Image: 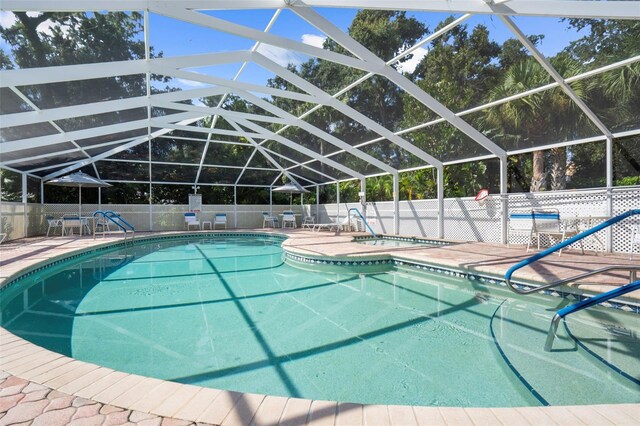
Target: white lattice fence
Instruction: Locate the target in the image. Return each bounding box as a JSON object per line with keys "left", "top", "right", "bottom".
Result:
{"left": 6, "top": 187, "right": 639, "bottom": 254}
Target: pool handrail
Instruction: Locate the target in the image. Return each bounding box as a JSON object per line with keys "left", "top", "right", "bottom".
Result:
{"left": 348, "top": 208, "right": 377, "bottom": 238}
{"left": 504, "top": 209, "right": 640, "bottom": 295}
{"left": 93, "top": 210, "right": 135, "bottom": 239}
{"left": 544, "top": 280, "right": 640, "bottom": 351}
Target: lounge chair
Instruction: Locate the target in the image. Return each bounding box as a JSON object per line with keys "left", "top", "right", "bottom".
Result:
{"left": 214, "top": 213, "right": 227, "bottom": 229}
{"left": 185, "top": 212, "right": 200, "bottom": 230}
{"left": 301, "top": 215, "right": 315, "bottom": 229}
{"left": 312, "top": 215, "right": 353, "bottom": 233}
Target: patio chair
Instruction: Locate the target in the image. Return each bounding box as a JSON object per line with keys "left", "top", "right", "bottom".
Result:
{"left": 301, "top": 215, "right": 315, "bottom": 229}
{"left": 631, "top": 226, "right": 640, "bottom": 260}
{"left": 531, "top": 208, "right": 583, "bottom": 256}
{"left": 62, "top": 216, "right": 83, "bottom": 236}
{"left": 46, "top": 216, "right": 64, "bottom": 237}
{"left": 184, "top": 212, "right": 200, "bottom": 230}
{"left": 214, "top": 213, "right": 227, "bottom": 229}
{"left": 282, "top": 211, "right": 296, "bottom": 229}
{"left": 262, "top": 212, "right": 278, "bottom": 228}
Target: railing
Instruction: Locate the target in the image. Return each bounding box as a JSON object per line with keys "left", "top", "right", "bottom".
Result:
{"left": 505, "top": 209, "right": 640, "bottom": 294}
{"left": 545, "top": 280, "right": 640, "bottom": 351}
{"left": 502, "top": 209, "right": 640, "bottom": 351}
{"left": 348, "top": 208, "right": 377, "bottom": 238}
{"left": 93, "top": 210, "right": 135, "bottom": 240}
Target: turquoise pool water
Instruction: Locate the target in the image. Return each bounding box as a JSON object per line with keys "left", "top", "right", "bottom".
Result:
{"left": 1, "top": 236, "right": 639, "bottom": 407}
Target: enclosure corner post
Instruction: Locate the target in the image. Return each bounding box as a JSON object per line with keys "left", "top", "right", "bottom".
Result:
{"left": 437, "top": 166, "right": 444, "bottom": 239}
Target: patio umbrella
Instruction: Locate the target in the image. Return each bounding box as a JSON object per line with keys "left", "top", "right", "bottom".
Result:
{"left": 46, "top": 172, "right": 111, "bottom": 217}
{"left": 272, "top": 182, "right": 310, "bottom": 209}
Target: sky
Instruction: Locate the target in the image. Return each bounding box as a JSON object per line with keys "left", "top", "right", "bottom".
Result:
{"left": 0, "top": 6, "right": 589, "bottom": 91}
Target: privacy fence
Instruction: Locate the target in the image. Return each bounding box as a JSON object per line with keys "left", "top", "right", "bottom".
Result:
{"left": 1, "top": 187, "right": 638, "bottom": 254}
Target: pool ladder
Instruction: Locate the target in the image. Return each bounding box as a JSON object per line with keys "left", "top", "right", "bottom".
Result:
{"left": 348, "top": 208, "right": 377, "bottom": 238}
{"left": 93, "top": 210, "right": 135, "bottom": 242}
{"left": 504, "top": 209, "right": 640, "bottom": 351}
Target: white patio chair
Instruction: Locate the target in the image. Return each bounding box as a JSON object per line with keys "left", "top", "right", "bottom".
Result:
{"left": 531, "top": 209, "right": 583, "bottom": 256}
{"left": 184, "top": 212, "right": 200, "bottom": 230}
{"left": 62, "top": 216, "right": 83, "bottom": 236}
{"left": 281, "top": 211, "right": 296, "bottom": 228}
{"left": 214, "top": 213, "right": 227, "bottom": 229}
{"left": 262, "top": 212, "right": 278, "bottom": 228}
{"left": 46, "top": 216, "right": 64, "bottom": 237}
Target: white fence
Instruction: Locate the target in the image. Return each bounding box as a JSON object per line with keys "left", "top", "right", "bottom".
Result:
{"left": 1, "top": 186, "right": 638, "bottom": 254}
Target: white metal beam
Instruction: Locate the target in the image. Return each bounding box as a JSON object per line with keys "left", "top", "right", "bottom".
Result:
{"left": 150, "top": 7, "right": 373, "bottom": 71}
{"left": 41, "top": 116, "right": 206, "bottom": 180}
{"left": 254, "top": 52, "right": 445, "bottom": 168}
{"left": 231, "top": 84, "right": 397, "bottom": 174}
{"left": 294, "top": 1, "right": 640, "bottom": 20}
{"left": 4, "top": 0, "right": 638, "bottom": 19}
{"left": 499, "top": 15, "right": 612, "bottom": 138}
{"left": 230, "top": 116, "right": 364, "bottom": 180}
{"left": 293, "top": 5, "right": 507, "bottom": 161}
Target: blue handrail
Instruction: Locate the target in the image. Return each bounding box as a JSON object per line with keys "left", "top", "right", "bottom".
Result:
{"left": 348, "top": 208, "right": 377, "bottom": 238}
{"left": 505, "top": 209, "right": 640, "bottom": 292}
{"left": 93, "top": 210, "right": 135, "bottom": 236}
{"left": 545, "top": 280, "right": 640, "bottom": 351}
{"left": 104, "top": 210, "right": 135, "bottom": 232}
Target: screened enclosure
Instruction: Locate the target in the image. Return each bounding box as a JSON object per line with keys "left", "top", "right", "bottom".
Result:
{"left": 1, "top": 1, "right": 639, "bottom": 244}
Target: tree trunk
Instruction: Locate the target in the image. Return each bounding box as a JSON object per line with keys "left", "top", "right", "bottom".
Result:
{"left": 530, "top": 150, "right": 546, "bottom": 192}
{"left": 549, "top": 147, "right": 567, "bottom": 190}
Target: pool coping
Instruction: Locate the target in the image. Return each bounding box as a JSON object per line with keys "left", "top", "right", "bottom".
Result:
{"left": 1, "top": 230, "right": 639, "bottom": 425}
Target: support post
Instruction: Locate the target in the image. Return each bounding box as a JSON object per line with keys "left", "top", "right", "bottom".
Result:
{"left": 437, "top": 166, "right": 444, "bottom": 239}
{"left": 234, "top": 186, "right": 238, "bottom": 228}
{"left": 269, "top": 187, "right": 273, "bottom": 215}
{"left": 605, "top": 136, "right": 613, "bottom": 253}
{"left": 500, "top": 155, "right": 509, "bottom": 245}
{"left": 40, "top": 180, "right": 44, "bottom": 204}
{"left": 22, "top": 173, "right": 27, "bottom": 238}
{"left": 393, "top": 173, "right": 400, "bottom": 235}
{"left": 360, "top": 178, "right": 367, "bottom": 218}
{"left": 316, "top": 185, "right": 320, "bottom": 222}
{"left": 336, "top": 181, "right": 340, "bottom": 223}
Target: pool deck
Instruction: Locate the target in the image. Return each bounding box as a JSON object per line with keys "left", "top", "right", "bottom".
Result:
{"left": 1, "top": 230, "right": 639, "bottom": 425}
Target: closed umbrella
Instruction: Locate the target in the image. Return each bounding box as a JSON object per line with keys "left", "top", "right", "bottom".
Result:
{"left": 46, "top": 172, "right": 111, "bottom": 217}
{"left": 272, "top": 182, "right": 310, "bottom": 209}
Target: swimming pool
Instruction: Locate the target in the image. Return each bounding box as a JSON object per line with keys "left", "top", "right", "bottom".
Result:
{"left": 1, "top": 235, "right": 638, "bottom": 407}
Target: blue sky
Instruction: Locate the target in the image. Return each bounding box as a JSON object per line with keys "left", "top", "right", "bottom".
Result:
{"left": 1, "top": 7, "right": 588, "bottom": 89}
{"left": 146, "top": 7, "right": 589, "bottom": 89}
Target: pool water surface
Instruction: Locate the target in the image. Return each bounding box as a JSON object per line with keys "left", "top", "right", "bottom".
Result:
{"left": 1, "top": 236, "right": 638, "bottom": 407}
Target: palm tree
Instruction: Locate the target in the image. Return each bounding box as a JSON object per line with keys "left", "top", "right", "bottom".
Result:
{"left": 483, "top": 56, "right": 587, "bottom": 191}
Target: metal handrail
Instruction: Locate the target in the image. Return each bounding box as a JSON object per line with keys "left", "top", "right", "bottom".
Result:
{"left": 505, "top": 209, "right": 640, "bottom": 294}
{"left": 93, "top": 210, "right": 135, "bottom": 239}
{"left": 348, "top": 208, "right": 377, "bottom": 238}
{"left": 545, "top": 280, "right": 640, "bottom": 351}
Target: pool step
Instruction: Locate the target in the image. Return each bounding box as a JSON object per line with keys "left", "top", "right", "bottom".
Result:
{"left": 490, "top": 299, "right": 640, "bottom": 406}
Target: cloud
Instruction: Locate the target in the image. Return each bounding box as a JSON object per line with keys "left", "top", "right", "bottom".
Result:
{"left": 36, "top": 19, "right": 56, "bottom": 36}
{"left": 395, "top": 47, "right": 428, "bottom": 74}
{"left": 301, "top": 34, "right": 326, "bottom": 49}
{"left": 0, "top": 11, "right": 17, "bottom": 28}
{"left": 256, "top": 43, "right": 306, "bottom": 67}
{"left": 177, "top": 78, "right": 209, "bottom": 88}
